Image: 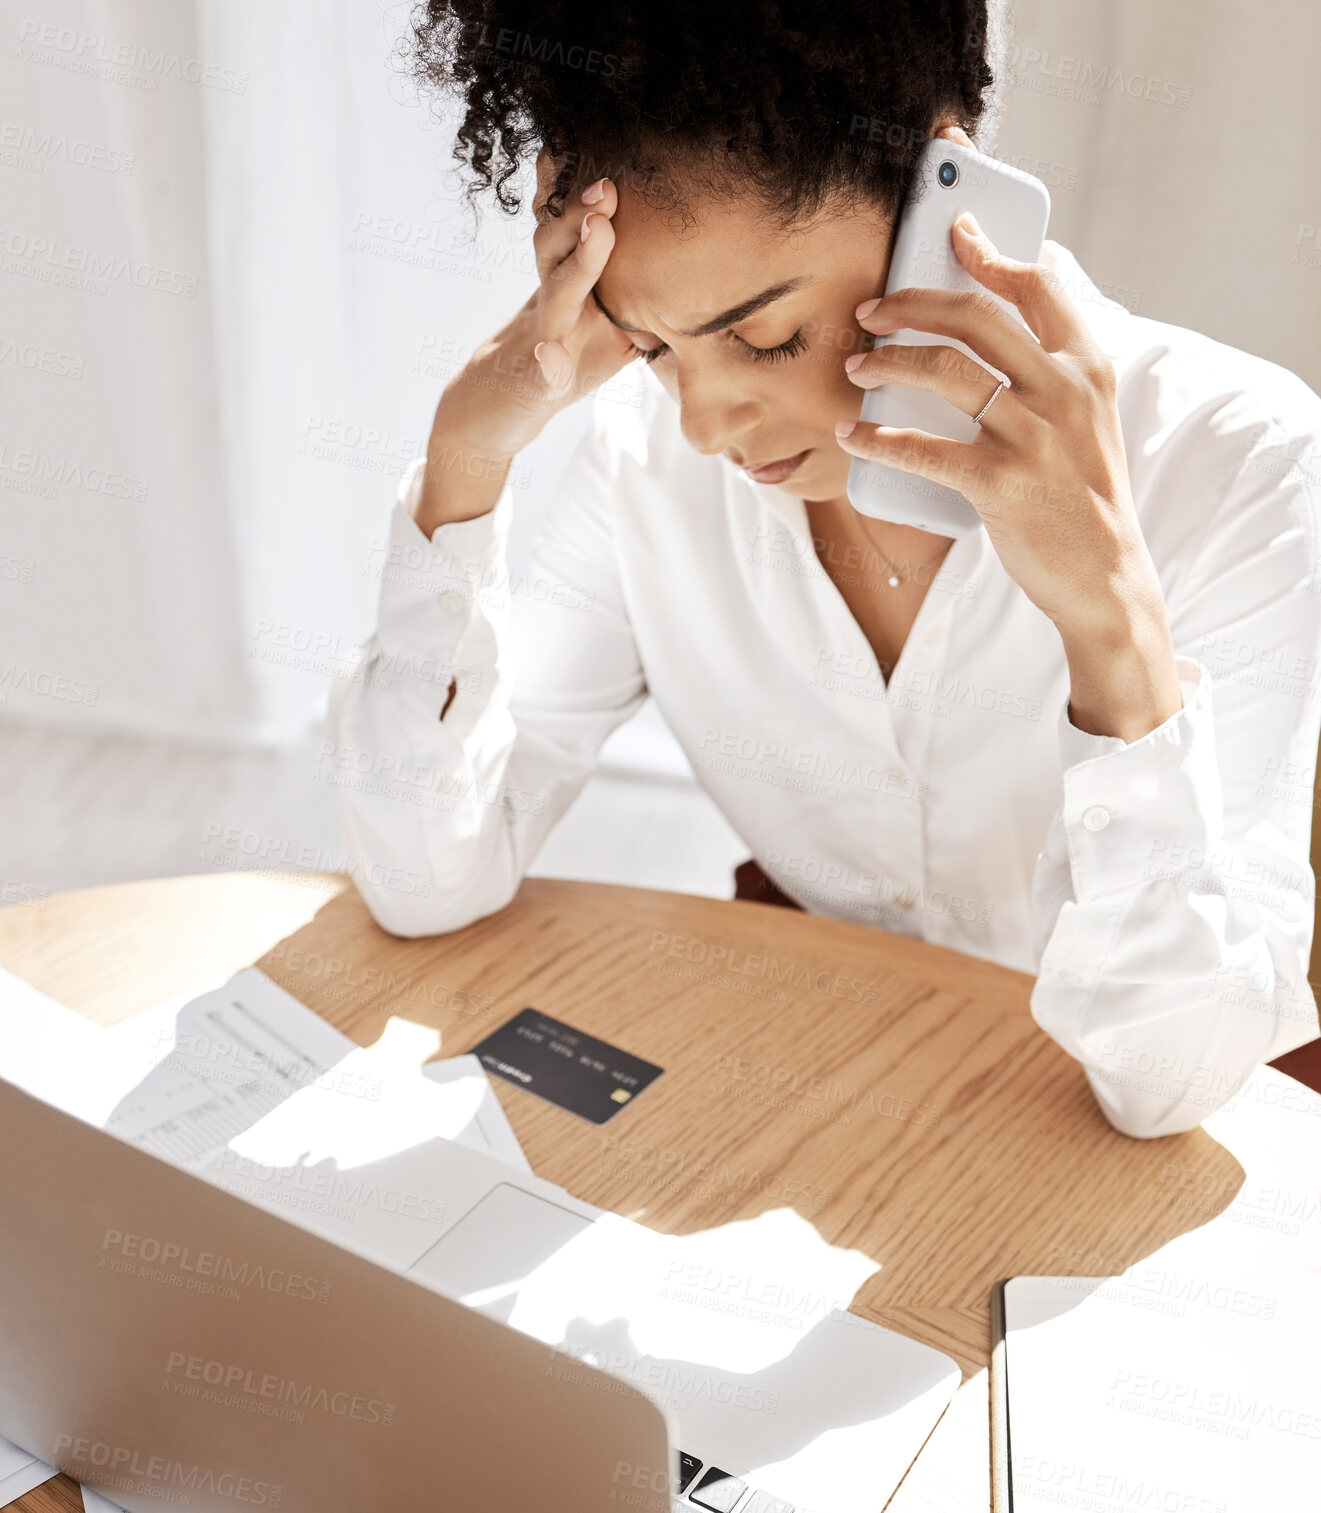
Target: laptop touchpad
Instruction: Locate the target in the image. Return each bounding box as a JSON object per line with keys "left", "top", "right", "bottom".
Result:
{"left": 409, "top": 1183, "right": 593, "bottom": 1321}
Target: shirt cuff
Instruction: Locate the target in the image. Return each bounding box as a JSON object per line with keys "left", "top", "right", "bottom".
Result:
{"left": 1056, "top": 656, "right": 1221, "bottom": 902}
{"left": 1058, "top": 701, "right": 1127, "bottom": 771}
{"left": 372, "top": 457, "right": 514, "bottom": 659}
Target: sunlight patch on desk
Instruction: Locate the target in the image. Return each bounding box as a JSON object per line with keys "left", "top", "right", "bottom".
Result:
{"left": 225, "top": 1017, "right": 488, "bottom": 1171}
{"left": 462, "top": 1205, "right": 880, "bottom": 1374}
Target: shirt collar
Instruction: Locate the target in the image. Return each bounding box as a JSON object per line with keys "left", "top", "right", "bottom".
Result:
{"left": 741, "top": 470, "right": 992, "bottom": 615}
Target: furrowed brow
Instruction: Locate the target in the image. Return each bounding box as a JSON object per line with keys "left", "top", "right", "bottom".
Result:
{"left": 591, "top": 287, "right": 643, "bottom": 332}
{"left": 592, "top": 276, "right": 813, "bottom": 338}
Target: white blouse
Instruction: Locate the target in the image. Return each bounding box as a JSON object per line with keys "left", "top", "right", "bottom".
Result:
{"left": 327, "top": 242, "right": 1321, "bottom": 1139}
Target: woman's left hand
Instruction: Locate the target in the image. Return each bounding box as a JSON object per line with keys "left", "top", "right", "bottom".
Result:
{"left": 835, "top": 215, "right": 1159, "bottom": 642}
{"left": 836, "top": 214, "right": 1186, "bottom": 741}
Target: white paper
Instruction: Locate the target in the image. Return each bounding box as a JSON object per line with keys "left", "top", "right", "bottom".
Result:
{"left": 1004, "top": 1066, "right": 1321, "bottom": 1512}
{"left": 422, "top": 1053, "right": 530, "bottom": 1172}
{"left": 0, "top": 967, "right": 114, "bottom": 1119}
{"left": 98, "top": 967, "right": 360, "bottom": 1168}
{"left": 0, "top": 1432, "right": 57, "bottom": 1505}
{"left": 80, "top": 1487, "right": 124, "bottom": 1513}
{"left": 0, "top": 966, "right": 528, "bottom": 1174}
{"left": 220, "top": 1020, "right": 529, "bottom": 1175}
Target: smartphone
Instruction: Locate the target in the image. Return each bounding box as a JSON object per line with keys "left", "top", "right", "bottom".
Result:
{"left": 846, "top": 138, "right": 1051, "bottom": 536}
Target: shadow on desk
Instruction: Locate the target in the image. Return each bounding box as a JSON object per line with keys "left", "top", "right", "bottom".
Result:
{"left": 250, "top": 879, "right": 1262, "bottom": 1378}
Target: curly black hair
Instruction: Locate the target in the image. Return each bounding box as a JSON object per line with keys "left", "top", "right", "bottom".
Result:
{"left": 404, "top": 1, "right": 1002, "bottom": 228}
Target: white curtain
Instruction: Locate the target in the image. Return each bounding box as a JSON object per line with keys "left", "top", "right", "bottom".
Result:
{"left": 3, "top": 0, "right": 1317, "bottom": 750}
{"left": 1, "top": 0, "right": 571, "bottom": 745}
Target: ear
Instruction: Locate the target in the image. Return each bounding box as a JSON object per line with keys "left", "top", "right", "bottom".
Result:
{"left": 533, "top": 148, "right": 566, "bottom": 222}
{"left": 934, "top": 122, "right": 975, "bottom": 150}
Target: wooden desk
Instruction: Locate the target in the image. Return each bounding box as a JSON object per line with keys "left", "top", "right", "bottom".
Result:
{"left": 0, "top": 872, "right": 1291, "bottom": 1513}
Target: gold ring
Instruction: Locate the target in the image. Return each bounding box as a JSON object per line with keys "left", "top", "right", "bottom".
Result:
{"left": 972, "top": 379, "right": 1005, "bottom": 426}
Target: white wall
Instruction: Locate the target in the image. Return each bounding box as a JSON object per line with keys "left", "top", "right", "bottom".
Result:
{"left": 990, "top": 0, "right": 1321, "bottom": 392}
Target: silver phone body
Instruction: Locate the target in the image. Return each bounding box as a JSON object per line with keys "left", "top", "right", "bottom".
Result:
{"left": 846, "top": 138, "right": 1051, "bottom": 536}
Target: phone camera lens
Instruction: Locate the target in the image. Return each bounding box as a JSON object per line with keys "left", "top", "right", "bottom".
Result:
{"left": 937, "top": 160, "right": 959, "bottom": 188}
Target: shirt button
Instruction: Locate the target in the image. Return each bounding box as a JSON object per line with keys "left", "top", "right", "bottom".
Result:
{"left": 441, "top": 592, "right": 466, "bottom": 616}
{"left": 1082, "top": 805, "right": 1110, "bottom": 832}
{"left": 1055, "top": 968, "right": 1082, "bottom": 986}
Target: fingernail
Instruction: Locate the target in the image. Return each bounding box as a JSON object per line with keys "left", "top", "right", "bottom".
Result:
{"left": 835, "top": 421, "right": 857, "bottom": 438}
{"left": 855, "top": 297, "right": 880, "bottom": 319}
{"left": 580, "top": 214, "right": 594, "bottom": 242}
{"left": 534, "top": 342, "right": 546, "bottom": 363}
{"left": 955, "top": 212, "right": 983, "bottom": 238}
{"left": 844, "top": 352, "right": 865, "bottom": 372}
{"left": 581, "top": 178, "right": 606, "bottom": 204}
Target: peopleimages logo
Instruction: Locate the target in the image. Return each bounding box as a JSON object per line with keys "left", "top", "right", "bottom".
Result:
{"left": 657, "top": 1259, "right": 873, "bottom": 1334}
{"left": 599, "top": 1131, "right": 831, "bottom": 1210}
{"left": 0, "top": 121, "right": 135, "bottom": 173}
{"left": 99, "top": 1227, "right": 332, "bottom": 1304}
{"left": 15, "top": 19, "right": 250, "bottom": 94}
{"left": 52, "top": 1435, "right": 279, "bottom": 1505}
{"left": 0, "top": 663, "right": 100, "bottom": 706}
{"left": 165, "top": 1352, "right": 395, "bottom": 1426}
{"left": 0, "top": 228, "right": 198, "bottom": 297}
{"left": 213, "top": 1151, "right": 448, "bottom": 1226}
{"left": 555, "top": 1340, "right": 780, "bottom": 1416}
{"left": 646, "top": 930, "right": 879, "bottom": 1004}
{"left": 712, "top": 1053, "right": 942, "bottom": 1128}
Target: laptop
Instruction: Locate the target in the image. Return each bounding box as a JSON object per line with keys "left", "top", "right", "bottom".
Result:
{"left": 0, "top": 1074, "right": 670, "bottom": 1513}
{"left": 0, "top": 1034, "right": 960, "bottom": 1512}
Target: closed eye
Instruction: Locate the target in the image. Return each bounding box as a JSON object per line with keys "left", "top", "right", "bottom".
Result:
{"left": 629, "top": 328, "right": 808, "bottom": 366}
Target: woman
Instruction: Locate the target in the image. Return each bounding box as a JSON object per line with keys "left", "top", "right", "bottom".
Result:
{"left": 329, "top": 0, "right": 1321, "bottom": 1138}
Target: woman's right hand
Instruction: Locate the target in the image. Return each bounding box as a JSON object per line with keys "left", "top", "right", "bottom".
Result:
{"left": 415, "top": 162, "right": 638, "bottom": 533}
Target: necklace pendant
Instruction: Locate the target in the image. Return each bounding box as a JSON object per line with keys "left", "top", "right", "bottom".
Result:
{"left": 888, "top": 574, "right": 900, "bottom": 588}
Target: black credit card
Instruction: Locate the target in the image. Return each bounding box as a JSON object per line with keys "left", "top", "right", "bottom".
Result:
{"left": 470, "top": 1008, "right": 663, "bottom": 1125}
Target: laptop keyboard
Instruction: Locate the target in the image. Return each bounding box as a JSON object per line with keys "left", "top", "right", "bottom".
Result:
{"left": 677, "top": 1454, "right": 703, "bottom": 1493}
{"left": 676, "top": 1453, "right": 794, "bottom": 1513}
{"left": 740, "top": 1493, "right": 795, "bottom": 1513}
{"left": 689, "top": 1467, "right": 746, "bottom": 1511}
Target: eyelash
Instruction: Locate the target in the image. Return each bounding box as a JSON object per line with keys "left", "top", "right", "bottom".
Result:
{"left": 628, "top": 328, "right": 808, "bottom": 366}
